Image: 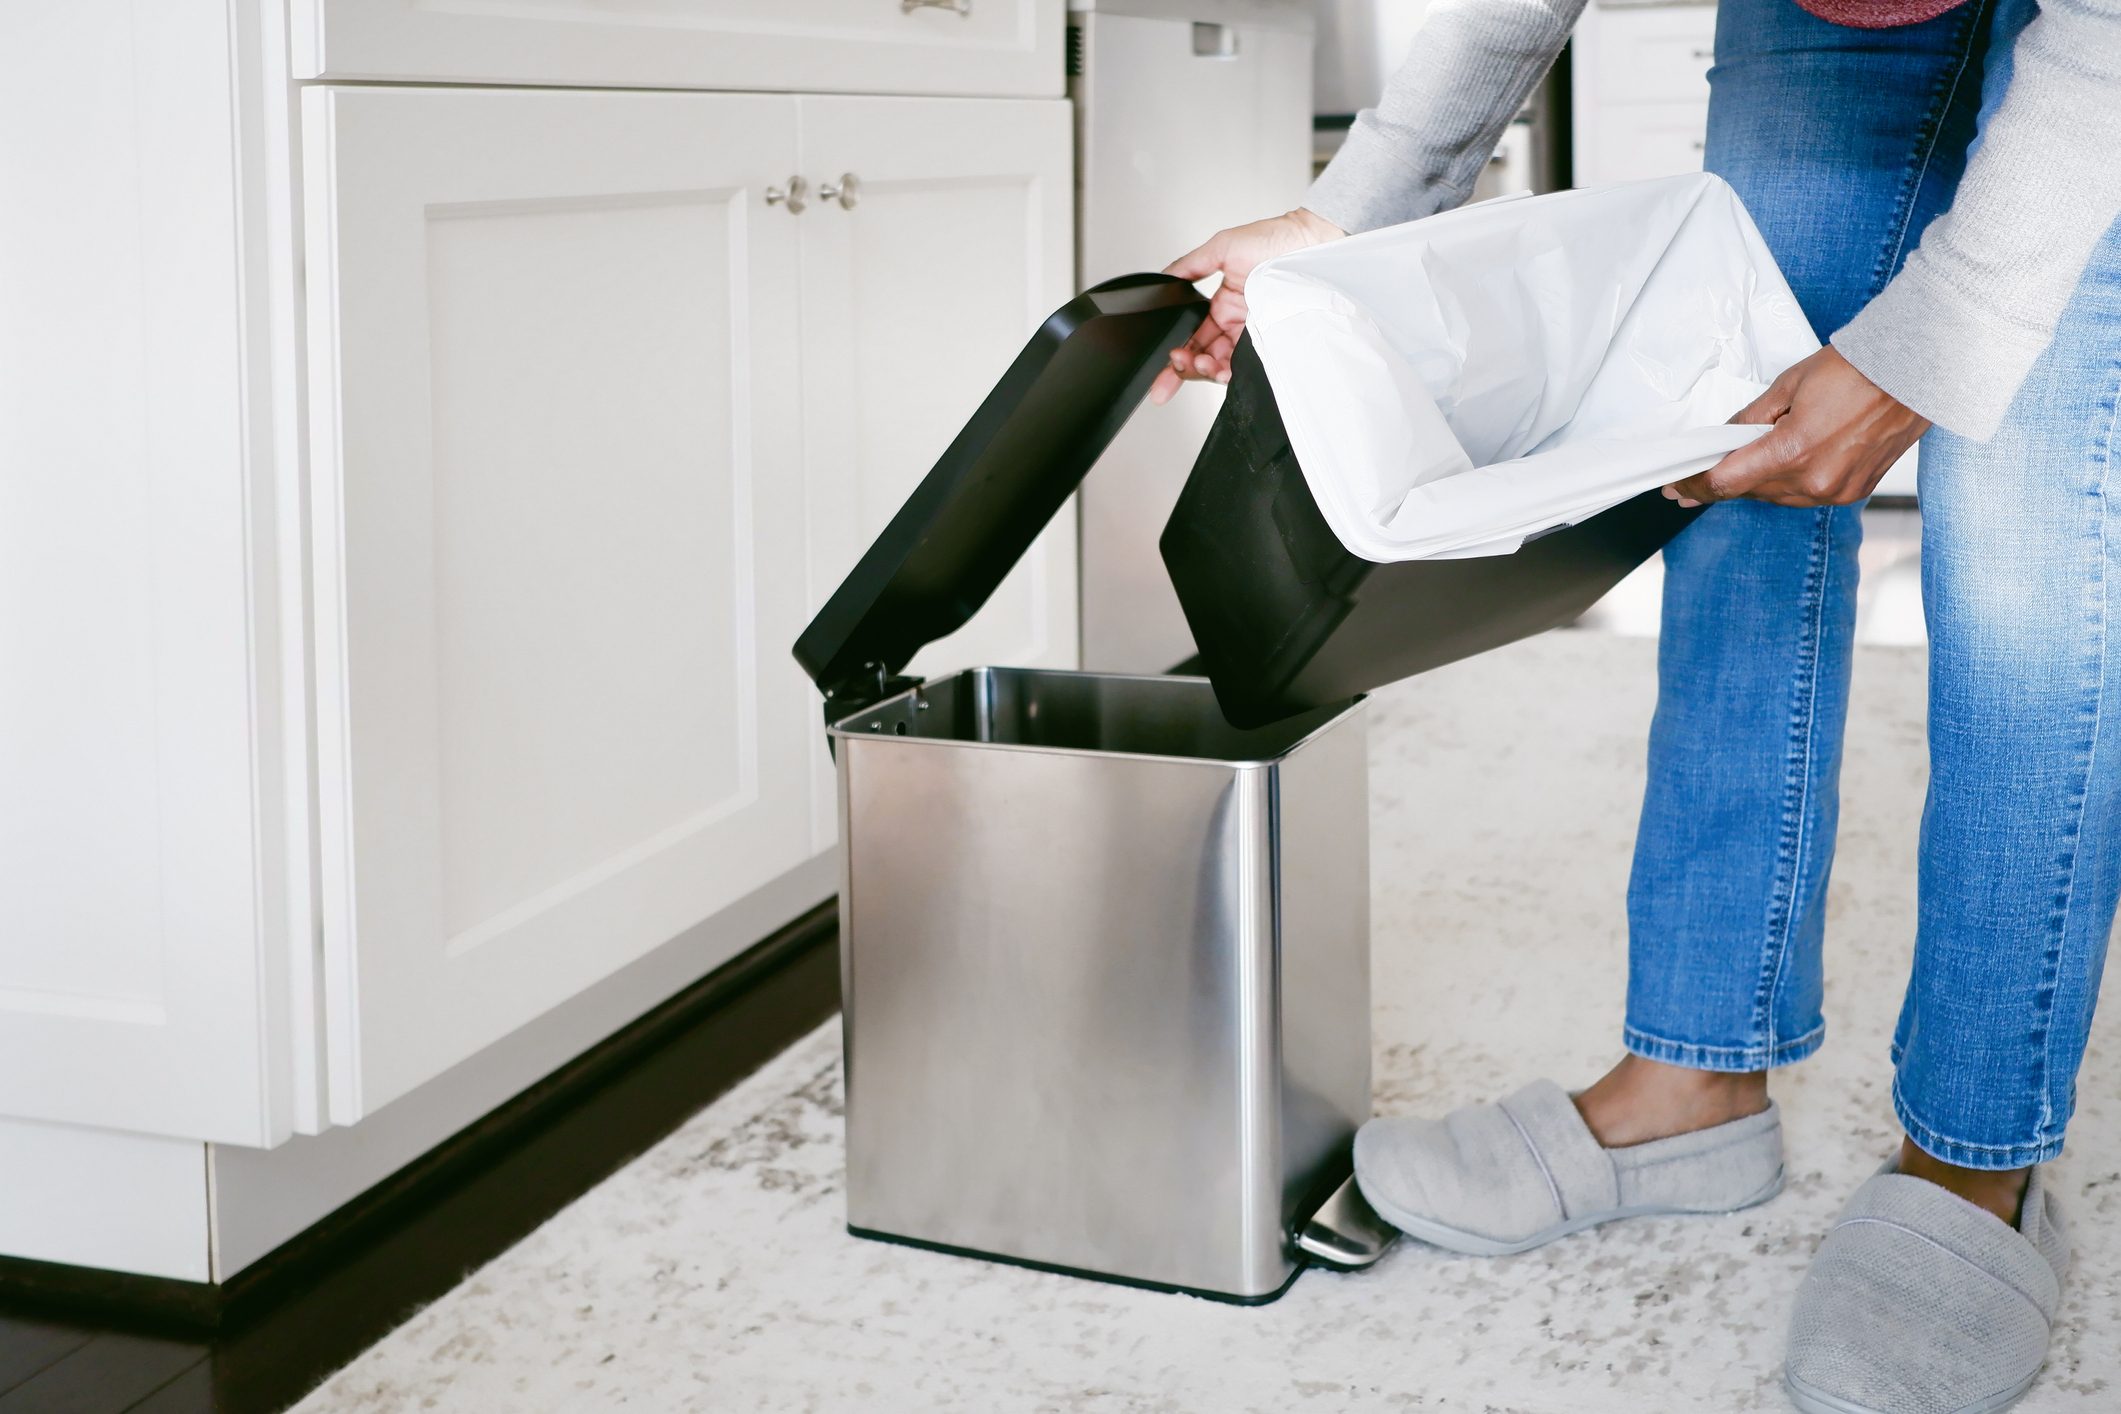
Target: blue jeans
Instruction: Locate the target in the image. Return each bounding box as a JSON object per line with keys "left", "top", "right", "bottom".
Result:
{"left": 1626, "top": 0, "right": 2121, "bottom": 1169}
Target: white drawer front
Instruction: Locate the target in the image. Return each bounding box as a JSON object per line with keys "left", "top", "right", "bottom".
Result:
{"left": 1589, "top": 5, "right": 1717, "bottom": 105}
{"left": 292, "top": 0, "right": 1063, "bottom": 98}
{"left": 1589, "top": 100, "right": 1708, "bottom": 184}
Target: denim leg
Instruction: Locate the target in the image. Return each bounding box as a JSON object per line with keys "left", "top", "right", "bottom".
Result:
{"left": 1624, "top": 0, "right": 1993, "bottom": 1071}
{"left": 1893, "top": 205, "right": 2121, "bottom": 1163}
{"left": 1627, "top": 502, "right": 1860, "bottom": 1070}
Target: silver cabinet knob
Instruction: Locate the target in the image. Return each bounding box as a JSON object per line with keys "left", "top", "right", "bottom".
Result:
{"left": 764, "top": 176, "right": 808, "bottom": 213}
{"left": 902, "top": 0, "right": 971, "bottom": 14}
{"left": 818, "top": 173, "right": 861, "bottom": 210}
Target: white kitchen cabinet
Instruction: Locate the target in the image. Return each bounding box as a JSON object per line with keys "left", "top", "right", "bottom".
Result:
{"left": 798, "top": 95, "right": 1078, "bottom": 684}
{"left": 304, "top": 85, "right": 1074, "bottom": 1120}
{"left": 303, "top": 87, "right": 820, "bottom": 1119}
{"left": 292, "top": 0, "right": 1064, "bottom": 100}
{"left": 1588, "top": 101, "right": 1709, "bottom": 184}
{"left": 1571, "top": 2, "right": 1716, "bottom": 187}
{"left": 5, "top": 0, "right": 1075, "bottom": 1281}
{"left": 1583, "top": 4, "right": 1715, "bottom": 105}
{"left": 0, "top": 0, "right": 304, "bottom": 1147}
{"left": 795, "top": 95, "right": 1077, "bottom": 850}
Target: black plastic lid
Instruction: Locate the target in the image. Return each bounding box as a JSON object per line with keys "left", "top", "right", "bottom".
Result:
{"left": 793, "top": 273, "right": 1208, "bottom": 701}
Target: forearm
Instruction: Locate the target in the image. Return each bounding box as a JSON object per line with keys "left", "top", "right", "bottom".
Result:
{"left": 1832, "top": 0, "right": 2121, "bottom": 441}
{"left": 1304, "top": 0, "right": 1587, "bottom": 234}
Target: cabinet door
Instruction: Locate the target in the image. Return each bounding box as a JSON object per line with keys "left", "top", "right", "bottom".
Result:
{"left": 303, "top": 87, "right": 818, "bottom": 1118}
{"left": 1571, "top": 3, "right": 1714, "bottom": 187}
{"left": 1586, "top": 6, "right": 1715, "bottom": 106}
{"left": 1589, "top": 102, "right": 1709, "bottom": 185}
{"left": 292, "top": 0, "right": 1063, "bottom": 100}
{"left": 0, "top": 0, "right": 289, "bottom": 1145}
{"left": 798, "top": 96, "right": 1076, "bottom": 687}
{"left": 796, "top": 96, "right": 1073, "bottom": 852}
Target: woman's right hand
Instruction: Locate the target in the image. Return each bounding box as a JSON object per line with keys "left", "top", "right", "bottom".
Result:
{"left": 1148, "top": 207, "right": 1346, "bottom": 405}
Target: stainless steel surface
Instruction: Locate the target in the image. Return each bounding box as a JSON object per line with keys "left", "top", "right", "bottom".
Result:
{"left": 818, "top": 173, "right": 861, "bottom": 209}
{"left": 836, "top": 667, "right": 1352, "bottom": 760}
{"left": 1314, "top": 0, "right": 1428, "bottom": 117}
{"left": 764, "top": 176, "right": 807, "bottom": 213}
{"left": 1293, "top": 1173, "right": 1399, "bottom": 1270}
{"left": 1070, "top": 2, "right": 1315, "bottom": 673}
{"left": 1313, "top": 0, "right": 1565, "bottom": 190}
{"left": 836, "top": 668, "right": 1368, "bottom": 1299}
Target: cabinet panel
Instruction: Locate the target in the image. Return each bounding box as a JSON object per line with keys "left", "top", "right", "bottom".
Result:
{"left": 1587, "top": 6, "right": 1716, "bottom": 106}
{"left": 799, "top": 96, "right": 1076, "bottom": 681}
{"left": 293, "top": 0, "right": 1063, "bottom": 99}
{"left": 796, "top": 95, "right": 1075, "bottom": 849}
{"left": 1590, "top": 101, "right": 1709, "bottom": 184}
{"left": 0, "top": 0, "right": 285, "bottom": 1143}
{"left": 1571, "top": 2, "right": 1716, "bottom": 188}
{"left": 304, "top": 87, "right": 817, "bottom": 1117}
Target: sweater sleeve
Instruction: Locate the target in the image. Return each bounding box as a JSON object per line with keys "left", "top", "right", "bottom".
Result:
{"left": 1303, "top": 0, "right": 1588, "bottom": 235}
{"left": 1831, "top": 0, "right": 2121, "bottom": 442}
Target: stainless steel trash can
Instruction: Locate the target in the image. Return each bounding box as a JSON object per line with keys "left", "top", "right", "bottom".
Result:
{"left": 831, "top": 668, "right": 1369, "bottom": 1302}
{"left": 794, "top": 269, "right": 1681, "bottom": 1301}
{"left": 794, "top": 275, "right": 1385, "bottom": 1302}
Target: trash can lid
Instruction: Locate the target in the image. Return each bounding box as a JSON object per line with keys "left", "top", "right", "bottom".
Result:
{"left": 793, "top": 273, "right": 1207, "bottom": 701}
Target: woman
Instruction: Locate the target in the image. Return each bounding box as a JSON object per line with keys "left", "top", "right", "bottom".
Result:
{"left": 1152, "top": 0, "right": 2121, "bottom": 1409}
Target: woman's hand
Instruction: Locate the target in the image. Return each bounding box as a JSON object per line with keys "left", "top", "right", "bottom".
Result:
{"left": 1148, "top": 208, "right": 1346, "bottom": 405}
{"left": 1664, "top": 346, "right": 1929, "bottom": 508}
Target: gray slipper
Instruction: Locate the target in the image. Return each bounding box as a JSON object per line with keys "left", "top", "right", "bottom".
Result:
{"left": 1352, "top": 1079, "right": 1785, "bottom": 1256}
{"left": 1784, "top": 1162, "right": 2071, "bottom": 1414}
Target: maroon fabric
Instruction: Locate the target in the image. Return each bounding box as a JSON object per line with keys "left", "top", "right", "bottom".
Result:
{"left": 1790, "top": 0, "right": 1974, "bottom": 29}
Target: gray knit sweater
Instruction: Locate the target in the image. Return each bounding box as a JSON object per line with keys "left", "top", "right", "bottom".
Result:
{"left": 1303, "top": 0, "right": 2121, "bottom": 441}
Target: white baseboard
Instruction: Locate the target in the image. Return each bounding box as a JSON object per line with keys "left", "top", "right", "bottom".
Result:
{"left": 0, "top": 1115, "right": 210, "bottom": 1281}
{"left": 206, "top": 852, "right": 836, "bottom": 1280}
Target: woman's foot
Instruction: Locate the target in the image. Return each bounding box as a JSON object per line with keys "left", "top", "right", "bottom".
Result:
{"left": 1351, "top": 1073, "right": 1785, "bottom": 1256}
{"left": 1784, "top": 1159, "right": 2068, "bottom": 1414}
{"left": 1572, "top": 1053, "right": 1772, "bottom": 1147}
{"left": 1895, "top": 1137, "right": 2031, "bottom": 1225}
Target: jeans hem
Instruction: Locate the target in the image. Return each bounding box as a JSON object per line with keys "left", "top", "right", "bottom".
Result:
{"left": 1893, "top": 1080, "right": 2065, "bottom": 1170}
{"left": 1623, "top": 1022, "right": 1824, "bottom": 1073}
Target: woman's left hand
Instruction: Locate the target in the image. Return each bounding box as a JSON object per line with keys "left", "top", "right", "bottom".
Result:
{"left": 1664, "top": 346, "right": 1931, "bottom": 508}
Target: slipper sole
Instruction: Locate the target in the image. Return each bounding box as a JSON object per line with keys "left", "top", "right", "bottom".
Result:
{"left": 1784, "top": 1366, "right": 2040, "bottom": 1414}
{"left": 1357, "top": 1166, "right": 1787, "bottom": 1258}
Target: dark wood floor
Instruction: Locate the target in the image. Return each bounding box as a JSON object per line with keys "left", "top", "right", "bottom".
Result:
{"left": 0, "top": 907, "right": 842, "bottom": 1414}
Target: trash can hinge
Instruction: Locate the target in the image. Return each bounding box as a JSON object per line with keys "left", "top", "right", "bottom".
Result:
{"left": 820, "top": 662, "right": 924, "bottom": 728}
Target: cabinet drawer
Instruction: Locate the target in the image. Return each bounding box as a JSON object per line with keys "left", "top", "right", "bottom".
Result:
{"left": 1588, "top": 5, "right": 1717, "bottom": 105}
{"left": 292, "top": 0, "right": 1063, "bottom": 98}
{"left": 1588, "top": 100, "right": 1708, "bottom": 184}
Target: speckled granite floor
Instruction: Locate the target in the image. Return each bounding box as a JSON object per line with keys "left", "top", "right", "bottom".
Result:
{"left": 293, "top": 632, "right": 2120, "bottom": 1413}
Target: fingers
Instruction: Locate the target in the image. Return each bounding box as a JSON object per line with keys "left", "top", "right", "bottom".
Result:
{"left": 1728, "top": 379, "right": 1794, "bottom": 427}
{"left": 1662, "top": 422, "right": 1804, "bottom": 505}
{"left": 1204, "top": 332, "right": 1234, "bottom": 380}
{"left": 1704, "top": 423, "right": 1809, "bottom": 501}
{"left": 1184, "top": 330, "right": 1236, "bottom": 380}
{"left": 1205, "top": 284, "right": 1248, "bottom": 339}
{"left": 1162, "top": 234, "right": 1226, "bottom": 283}
{"left": 1159, "top": 313, "right": 1242, "bottom": 388}
{"left": 1172, "top": 314, "right": 1225, "bottom": 369}
{"left": 1152, "top": 315, "right": 1236, "bottom": 403}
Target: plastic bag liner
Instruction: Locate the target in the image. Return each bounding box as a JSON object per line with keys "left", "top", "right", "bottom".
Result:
{"left": 1241, "top": 172, "right": 1819, "bottom": 561}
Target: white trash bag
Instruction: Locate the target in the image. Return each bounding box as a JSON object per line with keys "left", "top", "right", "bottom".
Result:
{"left": 1242, "top": 172, "right": 1820, "bottom": 561}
